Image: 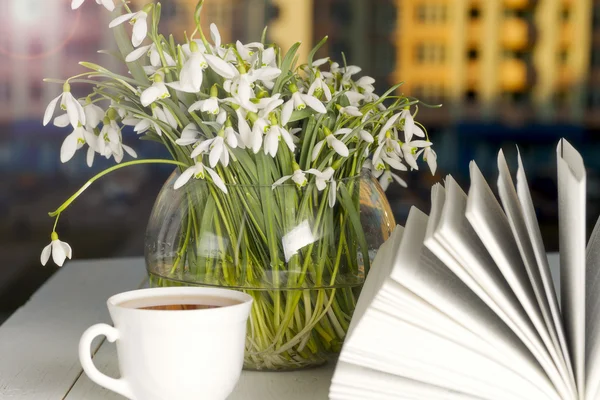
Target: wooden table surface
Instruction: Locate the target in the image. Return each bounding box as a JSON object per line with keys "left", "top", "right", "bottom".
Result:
{"left": 0, "top": 258, "right": 334, "bottom": 399}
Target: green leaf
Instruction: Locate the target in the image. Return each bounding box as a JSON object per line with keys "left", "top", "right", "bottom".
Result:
{"left": 272, "top": 42, "right": 302, "bottom": 94}
{"left": 289, "top": 108, "right": 314, "bottom": 124}
{"left": 308, "top": 36, "right": 328, "bottom": 68}
{"left": 338, "top": 183, "right": 370, "bottom": 274}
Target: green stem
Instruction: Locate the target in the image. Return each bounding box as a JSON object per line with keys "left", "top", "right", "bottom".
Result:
{"left": 48, "top": 159, "right": 189, "bottom": 217}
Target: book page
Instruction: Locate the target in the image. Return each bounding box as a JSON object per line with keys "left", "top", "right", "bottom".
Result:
{"left": 467, "top": 160, "right": 575, "bottom": 394}
{"left": 557, "top": 139, "right": 586, "bottom": 398}
{"left": 428, "top": 176, "right": 572, "bottom": 399}
{"left": 584, "top": 215, "right": 600, "bottom": 400}
{"left": 340, "top": 207, "right": 561, "bottom": 399}
{"left": 497, "top": 149, "right": 572, "bottom": 386}
{"left": 346, "top": 225, "right": 403, "bottom": 338}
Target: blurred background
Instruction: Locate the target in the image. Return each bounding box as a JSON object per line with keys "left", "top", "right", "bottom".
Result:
{"left": 1, "top": 0, "right": 599, "bottom": 322}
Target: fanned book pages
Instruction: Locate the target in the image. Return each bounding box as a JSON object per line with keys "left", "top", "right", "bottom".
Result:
{"left": 330, "top": 139, "right": 600, "bottom": 400}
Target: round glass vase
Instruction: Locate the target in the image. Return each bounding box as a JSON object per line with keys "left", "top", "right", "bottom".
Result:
{"left": 144, "top": 168, "right": 395, "bottom": 371}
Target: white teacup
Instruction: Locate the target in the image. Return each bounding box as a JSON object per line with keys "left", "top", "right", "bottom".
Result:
{"left": 79, "top": 287, "right": 253, "bottom": 400}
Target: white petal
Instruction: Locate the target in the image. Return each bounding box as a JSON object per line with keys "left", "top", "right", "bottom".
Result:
{"left": 408, "top": 140, "right": 432, "bottom": 148}
{"left": 84, "top": 104, "right": 104, "bottom": 129}
{"left": 134, "top": 119, "right": 151, "bottom": 133}
{"left": 61, "top": 241, "right": 73, "bottom": 259}
{"left": 379, "top": 113, "right": 401, "bottom": 140}
{"left": 174, "top": 166, "right": 196, "bottom": 190}
{"left": 51, "top": 240, "right": 67, "bottom": 266}
{"left": 334, "top": 128, "right": 353, "bottom": 137}
{"left": 403, "top": 149, "right": 419, "bottom": 170}
{"left": 391, "top": 172, "right": 408, "bottom": 188}
{"left": 413, "top": 124, "right": 426, "bottom": 138}
{"left": 323, "top": 83, "right": 332, "bottom": 101}
{"left": 190, "top": 140, "right": 211, "bottom": 158}
{"left": 53, "top": 113, "right": 70, "bottom": 128}
{"left": 251, "top": 130, "right": 262, "bottom": 154}
{"left": 40, "top": 243, "right": 52, "bottom": 266}
{"left": 86, "top": 147, "right": 95, "bottom": 167}
{"left": 307, "top": 80, "right": 319, "bottom": 97}
{"left": 100, "top": 0, "right": 115, "bottom": 11}
{"left": 209, "top": 138, "right": 223, "bottom": 167}
{"left": 312, "top": 57, "right": 329, "bottom": 67}
{"left": 379, "top": 171, "right": 391, "bottom": 191}
{"left": 140, "top": 86, "right": 161, "bottom": 107}
{"left": 237, "top": 76, "right": 252, "bottom": 104}
{"left": 330, "top": 137, "right": 349, "bottom": 157}
{"left": 109, "top": 13, "right": 134, "bottom": 28}
{"left": 281, "top": 99, "right": 294, "bottom": 126}
{"left": 426, "top": 149, "right": 437, "bottom": 175}
{"left": 263, "top": 131, "right": 278, "bottom": 157}
{"left": 280, "top": 128, "right": 295, "bottom": 152}
{"left": 328, "top": 181, "right": 337, "bottom": 207}
{"left": 71, "top": 0, "right": 85, "bottom": 9}
{"left": 210, "top": 23, "right": 221, "bottom": 47}
{"left": 225, "top": 130, "right": 238, "bottom": 148}
{"left": 252, "top": 67, "right": 281, "bottom": 81}
{"left": 125, "top": 44, "right": 151, "bottom": 62}
{"left": 220, "top": 145, "right": 230, "bottom": 167}
{"left": 163, "top": 107, "right": 178, "bottom": 128}
{"left": 205, "top": 166, "right": 228, "bottom": 194}
{"left": 64, "top": 95, "right": 81, "bottom": 128}
{"left": 132, "top": 16, "right": 148, "bottom": 47}
{"left": 205, "top": 54, "right": 236, "bottom": 79}
{"left": 383, "top": 155, "right": 407, "bottom": 171}
{"left": 188, "top": 100, "right": 205, "bottom": 112}
{"left": 360, "top": 130, "right": 374, "bottom": 143}
{"left": 43, "top": 94, "right": 61, "bottom": 126}
{"left": 122, "top": 144, "right": 137, "bottom": 158}
{"left": 311, "top": 139, "right": 325, "bottom": 162}
{"left": 272, "top": 175, "right": 291, "bottom": 189}
{"left": 60, "top": 133, "right": 79, "bottom": 163}
{"left": 301, "top": 94, "right": 327, "bottom": 114}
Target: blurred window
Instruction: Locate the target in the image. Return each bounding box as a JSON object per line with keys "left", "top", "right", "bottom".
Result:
{"left": 415, "top": 43, "right": 446, "bottom": 64}
{"left": 413, "top": 84, "right": 445, "bottom": 102}
{"left": 468, "top": 49, "right": 479, "bottom": 60}
{"left": 373, "top": 42, "right": 396, "bottom": 76}
{"left": 331, "top": 1, "right": 352, "bottom": 25}
{"left": 416, "top": 3, "right": 447, "bottom": 23}
{"left": 469, "top": 7, "right": 481, "bottom": 19}
{"left": 586, "top": 90, "right": 600, "bottom": 108}
{"left": 560, "top": 7, "right": 570, "bottom": 22}
{"left": 465, "top": 89, "right": 478, "bottom": 103}
{"left": 373, "top": 1, "right": 397, "bottom": 34}
{"left": 162, "top": 1, "right": 177, "bottom": 18}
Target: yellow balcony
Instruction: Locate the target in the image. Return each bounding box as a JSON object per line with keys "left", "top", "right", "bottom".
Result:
{"left": 466, "top": 61, "right": 480, "bottom": 89}
{"left": 503, "top": 0, "right": 532, "bottom": 8}
{"left": 500, "top": 59, "right": 528, "bottom": 91}
{"left": 501, "top": 19, "right": 531, "bottom": 51}
{"left": 559, "top": 23, "right": 573, "bottom": 48}
{"left": 467, "top": 21, "right": 482, "bottom": 47}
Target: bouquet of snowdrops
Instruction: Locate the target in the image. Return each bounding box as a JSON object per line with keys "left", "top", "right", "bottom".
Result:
{"left": 41, "top": 0, "right": 436, "bottom": 369}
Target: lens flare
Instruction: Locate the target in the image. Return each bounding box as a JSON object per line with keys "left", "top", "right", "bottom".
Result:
{"left": 0, "top": 0, "right": 82, "bottom": 60}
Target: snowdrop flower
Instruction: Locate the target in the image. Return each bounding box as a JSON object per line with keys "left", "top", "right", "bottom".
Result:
{"left": 236, "top": 40, "right": 264, "bottom": 63}
{"left": 356, "top": 76, "right": 375, "bottom": 93}
{"left": 189, "top": 86, "right": 221, "bottom": 115}
{"left": 176, "top": 123, "right": 202, "bottom": 146}
{"left": 60, "top": 124, "right": 97, "bottom": 164}
{"left": 41, "top": 232, "right": 72, "bottom": 267}
{"left": 126, "top": 43, "right": 176, "bottom": 68}
{"left": 82, "top": 101, "right": 105, "bottom": 130}
{"left": 43, "top": 83, "right": 86, "bottom": 128}
{"left": 109, "top": 9, "right": 149, "bottom": 47}
{"left": 71, "top": 0, "right": 114, "bottom": 11}
{"left": 166, "top": 43, "right": 207, "bottom": 93}
{"left": 272, "top": 164, "right": 308, "bottom": 188}
{"left": 338, "top": 105, "right": 362, "bottom": 117}
{"left": 312, "top": 127, "right": 350, "bottom": 161}
{"left": 379, "top": 170, "right": 407, "bottom": 190}
{"left": 307, "top": 71, "right": 332, "bottom": 101}
{"left": 281, "top": 83, "right": 327, "bottom": 126}
{"left": 264, "top": 124, "right": 295, "bottom": 157}
{"left": 306, "top": 167, "right": 337, "bottom": 207}
{"left": 416, "top": 146, "right": 437, "bottom": 175}
{"left": 399, "top": 108, "right": 425, "bottom": 142}
{"left": 344, "top": 91, "right": 365, "bottom": 107}
{"left": 140, "top": 75, "right": 170, "bottom": 107}
{"left": 97, "top": 119, "right": 137, "bottom": 163}
{"left": 190, "top": 113, "right": 237, "bottom": 167}
{"left": 401, "top": 139, "right": 431, "bottom": 170}
{"left": 174, "top": 161, "right": 227, "bottom": 194}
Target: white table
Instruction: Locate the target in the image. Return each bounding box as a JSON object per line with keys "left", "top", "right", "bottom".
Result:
{"left": 0, "top": 254, "right": 561, "bottom": 399}
{"left": 0, "top": 258, "right": 334, "bottom": 399}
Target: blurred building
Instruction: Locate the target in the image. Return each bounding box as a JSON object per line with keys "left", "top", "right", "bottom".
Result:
{"left": 393, "top": 0, "right": 593, "bottom": 125}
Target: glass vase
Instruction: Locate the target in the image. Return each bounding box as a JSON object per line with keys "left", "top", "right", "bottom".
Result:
{"left": 144, "top": 168, "right": 395, "bottom": 370}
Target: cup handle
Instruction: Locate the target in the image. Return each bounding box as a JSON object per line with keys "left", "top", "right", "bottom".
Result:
{"left": 79, "top": 323, "right": 134, "bottom": 399}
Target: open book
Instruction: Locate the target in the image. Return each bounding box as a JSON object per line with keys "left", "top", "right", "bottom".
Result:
{"left": 330, "top": 139, "right": 600, "bottom": 400}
